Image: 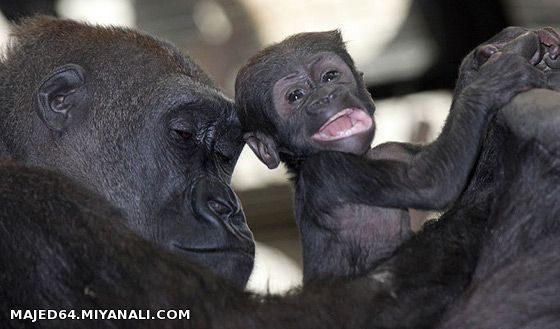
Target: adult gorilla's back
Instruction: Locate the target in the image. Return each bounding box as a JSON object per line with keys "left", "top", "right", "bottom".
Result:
{"left": 0, "top": 16, "right": 254, "bottom": 288}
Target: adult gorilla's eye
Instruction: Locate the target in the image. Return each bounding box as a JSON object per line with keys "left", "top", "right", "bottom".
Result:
{"left": 287, "top": 89, "right": 305, "bottom": 103}
{"left": 322, "top": 70, "right": 339, "bottom": 83}
{"left": 173, "top": 129, "right": 192, "bottom": 140}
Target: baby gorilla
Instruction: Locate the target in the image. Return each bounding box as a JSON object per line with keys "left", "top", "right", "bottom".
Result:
{"left": 235, "top": 29, "right": 545, "bottom": 281}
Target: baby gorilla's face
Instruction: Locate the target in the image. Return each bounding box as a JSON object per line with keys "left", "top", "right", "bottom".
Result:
{"left": 272, "top": 52, "right": 376, "bottom": 155}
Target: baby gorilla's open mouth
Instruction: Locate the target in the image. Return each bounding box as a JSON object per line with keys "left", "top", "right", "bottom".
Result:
{"left": 312, "top": 108, "right": 373, "bottom": 142}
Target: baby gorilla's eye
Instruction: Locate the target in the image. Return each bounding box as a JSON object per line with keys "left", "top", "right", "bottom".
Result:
{"left": 287, "top": 89, "right": 305, "bottom": 103}
{"left": 322, "top": 70, "right": 340, "bottom": 83}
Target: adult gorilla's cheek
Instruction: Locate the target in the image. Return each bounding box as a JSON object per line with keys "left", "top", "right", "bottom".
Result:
{"left": 171, "top": 177, "right": 255, "bottom": 288}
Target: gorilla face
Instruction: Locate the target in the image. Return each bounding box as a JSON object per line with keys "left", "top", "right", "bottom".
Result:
{"left": 235, "top": 31, "right": 376, "bottom": 171}
{"left": 271, "top": 51, "right": 376, "bottom": 157}
{"left": 0, "top": 17, "right": 254, "bottom": 288}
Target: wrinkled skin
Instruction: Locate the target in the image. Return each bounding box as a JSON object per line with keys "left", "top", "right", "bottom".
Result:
{"left": 0, "top": 16, "right": 254, "bottom": 288}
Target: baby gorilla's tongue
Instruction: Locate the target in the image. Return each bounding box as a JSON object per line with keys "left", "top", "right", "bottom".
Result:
{"left": 322, "top": 115, "right": 352, "bottom": 137}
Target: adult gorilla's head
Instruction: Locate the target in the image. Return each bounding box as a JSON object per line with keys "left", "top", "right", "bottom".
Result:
{"left": 0, "top": 16, "right": 254, "bottom": 288}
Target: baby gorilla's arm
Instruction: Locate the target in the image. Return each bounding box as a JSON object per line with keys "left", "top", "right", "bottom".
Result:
{"left": 300, "top": 29, "right": 547, "bottom": 211}
{"left": 366, "top": 142, "right": 422, "bottom": 163}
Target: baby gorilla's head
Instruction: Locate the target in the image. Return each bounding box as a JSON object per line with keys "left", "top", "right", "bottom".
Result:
{"left": 235, "top": 31, "right": 376, "bottom": 172}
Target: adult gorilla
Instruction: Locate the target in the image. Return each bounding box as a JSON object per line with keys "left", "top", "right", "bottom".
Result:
{"left": 0, "top": 16, "right": 254, "bottom": 288}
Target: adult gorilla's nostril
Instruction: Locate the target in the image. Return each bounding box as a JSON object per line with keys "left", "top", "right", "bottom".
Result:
{"left": 191, "top": 177, "right": 241, "bottom": 225}
{"left": 191, "top": 177, "right": 251, "bottom": 242}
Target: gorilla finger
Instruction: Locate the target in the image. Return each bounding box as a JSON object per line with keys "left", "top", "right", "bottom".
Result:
{"left": 514, "top": 65, "right": 547, "bottom": 92}
{"left": 482, "top": 51, "right": 535, "bottom": 72}
{"left": 500, "top": 32, "right": 540, "bottom": 60}
{"left": 542, "top": 47, "right": 560, "bottom": 71}
{"left": 535, "top": 27, "right": 560, "bottom": 66}
{"left": 537, "top": 27, "right": 560, "bottom": 47}
{"left": 485, "top": 26, "right": 529, "bottom": 44}
{"left": 474, "top": 44, "right": 499, "bottom": 68}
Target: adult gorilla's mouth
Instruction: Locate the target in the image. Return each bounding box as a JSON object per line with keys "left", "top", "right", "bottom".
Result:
{"left": 172, "top": 243, "right": 255, "bottom": 288}
{"left": 172, "top": 243, "right": 254, "bottom": 259}
{"left": 312, "top": 108, "right": 373, "bottom": 142}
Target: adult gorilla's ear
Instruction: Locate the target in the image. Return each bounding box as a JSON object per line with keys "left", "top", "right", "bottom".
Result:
{"left": 244, "top": 131, "right": 280, "bottom": 169}
{"left": 36, "top": 64, "right": 89, "bottom": 132}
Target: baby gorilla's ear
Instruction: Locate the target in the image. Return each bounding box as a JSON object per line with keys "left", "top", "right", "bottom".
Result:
{"left": 244, "top": 132, "right": 280, "bottom": 169}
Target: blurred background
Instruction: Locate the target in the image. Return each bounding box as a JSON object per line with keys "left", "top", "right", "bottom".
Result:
{"left": 1, "top": 0, "right": 558, "bottom": 293}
